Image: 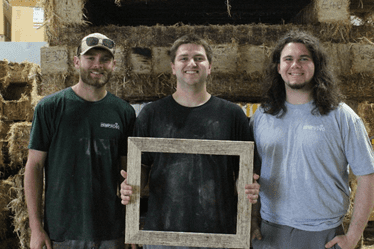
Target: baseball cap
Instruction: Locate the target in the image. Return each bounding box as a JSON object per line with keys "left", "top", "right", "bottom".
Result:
{"left": 80, "top": 33, "right": 115, "bottom": 57}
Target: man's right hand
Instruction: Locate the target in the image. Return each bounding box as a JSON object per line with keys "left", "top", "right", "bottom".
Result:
{"left": 30, "top": 227, "right": 52, "bottom": 249}
{"left": 120, "top": 170, "right": 133, "bottom": 205}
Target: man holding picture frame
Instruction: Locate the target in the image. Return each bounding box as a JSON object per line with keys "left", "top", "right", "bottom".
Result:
{"left": 120, "top": 34, "right": 260, "bottom": 249}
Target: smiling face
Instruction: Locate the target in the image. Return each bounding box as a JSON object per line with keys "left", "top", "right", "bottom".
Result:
{"left": 278, "top": 42, "right": 315, "bottom": 91}
{"left": 74, "top": 48, "right": 116, "bottom": 88}
{"left": 171, "top": 43, "right": 212, "bottom": 89}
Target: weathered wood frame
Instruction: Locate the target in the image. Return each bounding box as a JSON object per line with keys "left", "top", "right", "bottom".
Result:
{"left": 125, "top": 137, "right": 254, "bottom": 249}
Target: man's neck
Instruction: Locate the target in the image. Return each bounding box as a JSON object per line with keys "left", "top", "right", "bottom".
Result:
{"left": 286, "top": 88, "right": 313, "bottom": 105}
{"left": 72, "top": 81, "right": 107, "bottom": 102}
{"left": 172, "top": 87, "right": 211, "bottom": 107}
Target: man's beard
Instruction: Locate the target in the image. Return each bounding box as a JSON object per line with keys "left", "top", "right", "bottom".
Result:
{"left": 286, "top": 80, "right": 312, "bottom": 90}
{"left": 80, "top": 68, "right": 112, "bottom": 88}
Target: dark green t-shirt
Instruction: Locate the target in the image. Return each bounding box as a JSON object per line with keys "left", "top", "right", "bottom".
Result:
{"left": 29, "top": 87, "right": 136, "bottom": 241}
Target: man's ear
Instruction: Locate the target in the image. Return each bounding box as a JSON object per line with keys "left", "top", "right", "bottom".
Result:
{"left": 74, "top": 56, "right": 80, "bottom": 69}
{"left": 171, "top": 62, "right": 176, "bottom": 75}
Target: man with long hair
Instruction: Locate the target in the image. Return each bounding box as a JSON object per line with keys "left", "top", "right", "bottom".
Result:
{"left": 250, "top": 30, "right": 374, "bottom": 249}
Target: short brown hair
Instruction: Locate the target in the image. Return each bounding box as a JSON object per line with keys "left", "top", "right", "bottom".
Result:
{"left": 169, "top": 34, "right": 213, "bottom": 64}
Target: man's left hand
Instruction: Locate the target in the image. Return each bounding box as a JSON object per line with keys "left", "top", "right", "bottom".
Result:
{"left": 325, "top": 234, "right": 360, "bottom": 249}
{"left": 245, "top": 174, "right": 260, "bottom": 204}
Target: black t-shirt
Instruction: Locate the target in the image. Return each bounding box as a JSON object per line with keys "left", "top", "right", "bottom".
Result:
{"left": 29, "top": 87, "right": 136, "bottom": 241}
{"left": 135, "top": 95, "right": 251, "bottom": 234}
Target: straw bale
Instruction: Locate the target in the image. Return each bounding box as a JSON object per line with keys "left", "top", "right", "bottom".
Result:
{"left": 8, "top": 62, "right": 36, "bottom": 84}
{"left": 7, "top": 167, "right": 31, "bottom": 249}
{"left": 0, "top": 61, "right": 41, "bottom": 120}
{"left": 113, "top": 45, "right": 127, "bottom": 74}
{"left": 323, "top": 42, "right": 351, "bottom": 76}
{"left": 293, "top": 0, "right": 350, "bottom": 24}
{"left": 123, "top": 73, "right": 175, "bottom": 103}
{"left": 30, "top": 70, "right": 43, "bottom": 109}
{"left": 207, "top": 73, "right": 262, "bottom": 103}
{"left": 351, "top": 43, "right": 374, "bottom": 74}
{"left": 0, "top": 61, "right": 37, "bottom": 92}
{"left": 0, "top": 60, "right": 10, "bottom": 90}
{"left": 0, "top": 178, "right": 13, "bottom": 240}
{"left": 211, "top": 44, "right": 238, "bottom": 73}
{"left": 0, "top": 119, "right": 7, "bottom": 139}
{"left": 105, "top": 73, "right": 126, "bottom": 100}
{"left": 0, "top": 140, "right": 3, "bottom": 169}
{"left": 38, "top": 24, "right": 374, "bottom": 102}
{"left": 339, "top": 74, "right": 374, "bottom": 101}
{"left": 7, "top": 122, "right": 32, "bottom": 169}
{"left": 0, "top": 97, "right": 3, "bottom": 120}
{"left": 358, "top": 102, "right": 374, "bottom": 138}
{"left": 49, "top": 24, "right": 353, "bottom": 48}
{"left": 37, "top": 73, "right": 68, "bottom": 96}
{"left": 1, "top": 94, "right": 33, "bottom": 122}
{"left": 316, "top": 0, "right": 350, "bottom": 23}
{"left": 41, "top": 46, "right": 69, "bottom": 75}
{"left": 38, "top": 0, "right": 88, "bottom": 43}
{"left": 54, "top": 0, "right": 85, "bottom": 25}
{"left": 130, "top": 48, "right": 152, "bottom": 74}
{"left": 152, "top": 47, "right": 172, "bottom": 74}
{"left": 238, "top": 44, "right": 271, "bottom": 75}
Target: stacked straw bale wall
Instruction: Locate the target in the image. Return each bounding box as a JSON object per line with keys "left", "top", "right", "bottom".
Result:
{"left": 36, "top": 0, "right": 374, "bottom": 103}
{"left": 0, "top": 60, "right": 41, "bottom": 248}
{"left": 39, "top": 24, "right": 374, "bottom": 103}
{"left": 0, "top": 0, "right": 372, "bottom": 248}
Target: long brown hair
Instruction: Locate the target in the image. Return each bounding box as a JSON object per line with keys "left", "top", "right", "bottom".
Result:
{"left": 261, "top": 30, "right": 343, "bottom": 117}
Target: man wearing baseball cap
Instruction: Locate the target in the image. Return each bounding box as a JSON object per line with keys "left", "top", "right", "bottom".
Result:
{"left": 25, "top": 33, "right": 136, "bottom": 249}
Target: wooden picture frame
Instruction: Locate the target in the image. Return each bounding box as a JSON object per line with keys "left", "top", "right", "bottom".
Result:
{"left": 125, "top": 137, "right": 254, "bottom": 249}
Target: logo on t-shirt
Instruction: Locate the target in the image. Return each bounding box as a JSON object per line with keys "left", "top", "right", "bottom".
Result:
{"left": 100, "top": 122, "right": 120, "bottom": 130}
{"left": 303, "top": 125, "right": 325, "bottom": 132}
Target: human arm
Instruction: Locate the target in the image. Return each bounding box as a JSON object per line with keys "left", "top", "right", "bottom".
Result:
{"left": 325, "top": 173, "right": 374, "bottom": 249}
{"left": 24, "top": 149, "right": 52, "bottom": 249}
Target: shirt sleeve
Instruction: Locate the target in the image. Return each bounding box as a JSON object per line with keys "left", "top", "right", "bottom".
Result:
{"left": 344, "top": 116, "right": 374, "bottom": 176}
{"left": 28, "top": 100, "right": 53, "bottom": 152}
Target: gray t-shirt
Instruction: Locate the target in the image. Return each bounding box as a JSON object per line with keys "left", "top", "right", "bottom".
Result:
{"left": 250, "top": 101, "right": 374, "bottom": 231}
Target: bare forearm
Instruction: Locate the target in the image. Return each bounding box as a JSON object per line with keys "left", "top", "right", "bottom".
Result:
{"left": 347, "top": 174, "right": 374, "bottom": 240}
{"left": 24, "top": 154, "right": 45, "bottom": 231}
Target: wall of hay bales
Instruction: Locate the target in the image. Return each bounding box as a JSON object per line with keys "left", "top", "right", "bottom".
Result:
{"left": 0, "top": 0, "right": 373, "bottom": 248}
{"left": 0, "top": 60, "right": 40, "bottom": 248}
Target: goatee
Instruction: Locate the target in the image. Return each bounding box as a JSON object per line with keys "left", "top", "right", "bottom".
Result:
{"left": 286, "top": 80, "right": 312, "bottom": 90}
